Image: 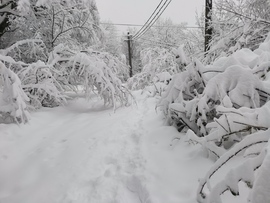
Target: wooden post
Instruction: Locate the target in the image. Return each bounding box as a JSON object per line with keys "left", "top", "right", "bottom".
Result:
{"left": 205, "top": 0, "right": 213, "bottom": 52}
{"left": 127, "top": 32, "right": 133, "bottom": 77}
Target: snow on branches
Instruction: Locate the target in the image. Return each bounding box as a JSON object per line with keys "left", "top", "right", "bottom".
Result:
{"left": 127, "top": 46, "right": 186, "bottom": 97}
{"left": 49, "top": 44, "right": 131, "bottom": 109}
{"left": 196, "top": 129, "right": 270, "bottom": 203}
{"left": 0, "top": 37, "right": 131, "bottom": 124}
{"left": 159, "top": 32, "right": 270, "bottom": 202}
{"left": 0, "top": 61, "right": 30, "bottom": 124}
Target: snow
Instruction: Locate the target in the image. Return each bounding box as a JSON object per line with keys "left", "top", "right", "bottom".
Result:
{"left": 0, "top": 91, "right": 215, "bottom": 203}
{"left": 251, "top": 143, "right": 270, "bottom": 203}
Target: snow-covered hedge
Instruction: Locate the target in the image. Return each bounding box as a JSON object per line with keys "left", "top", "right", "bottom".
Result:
{"left": 159, "top": 33, "right": 270, "bottom": 202}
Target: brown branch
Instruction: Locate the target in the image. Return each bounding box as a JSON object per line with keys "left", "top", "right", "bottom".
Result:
{"left": 233, "top": 121, "right": 268, "bottom": 130}
{"left": 215, "top": 118, "right": 229, "bottom": 133}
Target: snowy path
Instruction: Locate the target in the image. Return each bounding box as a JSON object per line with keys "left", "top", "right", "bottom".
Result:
{"left": 0, "top": 92, "right": 212, "bottom": 203}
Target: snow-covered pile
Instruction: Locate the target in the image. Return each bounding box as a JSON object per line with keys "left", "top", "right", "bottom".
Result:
{"left": 159, "top": 33, "right": 270, "bottom": 202}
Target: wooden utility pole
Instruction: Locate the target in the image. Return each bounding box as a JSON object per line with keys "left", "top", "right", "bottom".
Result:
{"left": 127, "top": 32, "right": 133, "bottom": 77}
{"left": 205, "top": 0, "right": 213, "bottom": 52}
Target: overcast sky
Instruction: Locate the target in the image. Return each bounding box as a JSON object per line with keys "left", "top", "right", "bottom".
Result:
{"left": 96, "top": 0, "right": 205, "bottom": 34}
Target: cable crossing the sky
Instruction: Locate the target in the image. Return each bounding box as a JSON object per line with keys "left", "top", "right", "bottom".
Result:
{"left": 131, "top": 0, "right": 164, "bottom": 39}
{"left": 132, "top": 0, "right": 172, "bottom": 41}
{"left": 99, "top": 22, "right": 202, "bottom": 29}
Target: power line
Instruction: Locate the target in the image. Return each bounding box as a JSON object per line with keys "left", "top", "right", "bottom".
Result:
{"left": 133, "top": 0, "right": 172, "bottom": 40}
{"left": 132, "top": 0, "right": 166, "bottom": 39}
{"left": 139, "top": 37, "right": 178, "bottom": 47}
{"left": 133, "top": 0, "right": 170, "bottom": 40}
{"left": 100, "top": 22, "right": 202, "bottom": 29}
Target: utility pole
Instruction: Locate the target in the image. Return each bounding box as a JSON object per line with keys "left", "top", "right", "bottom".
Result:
{"left": 127, "top": 32, "right": 133, "bottom": 77}
{"left": 205, "top": 0, "right": 213, "bottom": 52}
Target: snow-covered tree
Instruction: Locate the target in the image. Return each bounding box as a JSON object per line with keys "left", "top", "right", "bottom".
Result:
{"left": 99, "top": 21, "right": 121, "bottom": 56}
{"left": 136, "top": 18, "right": 188, "bottom": 50}
{"left": 1, "top": 0, "right": 102, "bottom": 50}
{"left": 204, "top": 0, "right": 270, "bottom": 63}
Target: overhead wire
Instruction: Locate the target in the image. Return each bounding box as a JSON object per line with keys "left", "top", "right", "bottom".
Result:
{"left": 133, "top": 0, "right": 170, "bottom": 40}
{"left": 99, "top": 22, "right": 202, "bottom": 29}
{"left": 133, "top": 0, "right": 172, "bottom": 40}
{"left": 132, "top": 0, "right": 166, "bottom": 39}
{"left": 139, "top": 37, "right": 178, "bottom": 47}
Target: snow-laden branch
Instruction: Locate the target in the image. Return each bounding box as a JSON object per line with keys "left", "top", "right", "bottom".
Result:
{"left": 0, "top": 61, "right": 30, "bottom": 123}
{"left": 197, "top": 129, "right": 270, "bottom": 202}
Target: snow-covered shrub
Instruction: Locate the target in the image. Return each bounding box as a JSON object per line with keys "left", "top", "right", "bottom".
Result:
{"left": 172, "top": 45, "right": 189, "bottom": 71}
{"left": 160, "top": 34, "right": 270, "bottom": 137}
{"left": 0, "top": 38, "right": 130, "bottom": 116}
{"left": 0, "top": 36, "right": 48, "bottom": 63}
{"left": 0, "top": 39, "right": 66, "bottom": 110}
{"left": 127, "top": 72, "right": 151, "bottom": 90}
{"left": 140, "top": 47, "right": 179, "bottom": 76}
{"left": 159, "top": 33, "right": 270, "bottom": 202}
{"left": 90, "top": 51, "right": 129, "bottom": 82}
{"left": 0, "top": 61, "right": 30, "bottom": 124}
{"left": 158, "top": 59, "right": 206, "bottom": 134}
{"left": 196, "top": 129, "right": 270, "bottom": 203}
{"left": 127, "top": 46, "right": 186, "bottom": 97}
{"left": 17, "top": 60, "right": 67, "bottom": 109}
{"left": 49, "top": 44, "right": 131, "bottom": 110}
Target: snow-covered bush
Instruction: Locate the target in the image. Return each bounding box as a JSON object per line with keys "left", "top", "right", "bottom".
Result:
{"left": 18, "top": 60, "right": 67, "bottom": 109}
{"left": 159, "top": 32, "right": 270, "bottom": 202}
{"left": 0, "top": 38, "right": 131, "bottom": 124}
{"left": 0, "top": 39, "right": 67, "bottom": 110}
{"left": 127, "top": 46, "right": 186, "bottom": 96}
{"left": 160, "top": 35, "right": 270, "bottom": 137}
{"left": 195, "top": 129, "right": 270, "bottom": 203}
{"left": 0, "top": 35, "right": 48, "bottom": 63}
{"left": 49, "top": 44, "right": 131, "bottom": 109}
{"left": 0, "top": 61, "right": 30, "bottom": 124}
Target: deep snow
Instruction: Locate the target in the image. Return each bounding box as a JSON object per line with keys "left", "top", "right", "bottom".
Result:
{"left": 0, "top": 91, "right": 243, "bottom": 203}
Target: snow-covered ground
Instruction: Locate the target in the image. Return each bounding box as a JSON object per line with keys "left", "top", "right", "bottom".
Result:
{"left": 0, "top": 91, "right": 243, "bottom": 203}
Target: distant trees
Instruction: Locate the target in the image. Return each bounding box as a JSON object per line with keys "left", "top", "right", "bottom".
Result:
{"left": 99, "top": 21, "right": 122, "bottom": 56}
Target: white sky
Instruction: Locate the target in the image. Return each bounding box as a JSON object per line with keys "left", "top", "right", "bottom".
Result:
{"left": 96, "top": 0, "right": 205, "bottom": 34}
